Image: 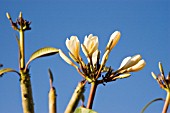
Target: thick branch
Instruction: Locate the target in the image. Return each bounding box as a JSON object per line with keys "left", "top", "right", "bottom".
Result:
{"left": 20, "top": 71, "right": 34, "bottom": 113}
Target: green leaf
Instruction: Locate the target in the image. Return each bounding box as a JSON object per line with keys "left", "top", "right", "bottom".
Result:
{"left": 74, "top": 107, "right": 98, "bottom": 113}
{"left": 26, "top": 47, "right": 59, "bottom": 69}
{"left": 0, "top": 68, "right": 19, "bottom": 77}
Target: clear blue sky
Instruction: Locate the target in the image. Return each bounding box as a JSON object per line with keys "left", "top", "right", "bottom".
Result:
{"left": 0, "top": 0, "right": 170, "bottom": 113}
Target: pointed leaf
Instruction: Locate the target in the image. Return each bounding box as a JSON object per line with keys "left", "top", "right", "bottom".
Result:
{"left": 0, "top": 68, "right": 19, "bottom": 77}
{"left": 26, "top": 47, "right": 59, "bottom": 68}
{"left": 74, "top": 107, "right": 97, "bottom": 113}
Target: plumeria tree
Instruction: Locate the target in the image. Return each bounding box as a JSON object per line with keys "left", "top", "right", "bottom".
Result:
{"left": 0, "top": 12, "right": 148, "bottom": 113}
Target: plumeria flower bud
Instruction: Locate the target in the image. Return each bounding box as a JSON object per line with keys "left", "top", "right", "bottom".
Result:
{"left": 59, "top": 49, "right": 78, "bottom": 69}
{"left": 116, "top": 73, "right": 131, "bottom": 79}
{"left": 81, "top": 34, "right": 98, "bottom": 59}
{"left": 126, "top": 59, "right": 146, "bottom": 72}
{"left": 66, "top": 36, "right": 80, "bottom": 62}
{"left": 106, "top": 31, "right": 121, "bottom": 51}
{"left": 119, "top": 54, "right": 142, "bottom": 71}
{"left": 100, "top": 50, "right": 110, "bottom": 67}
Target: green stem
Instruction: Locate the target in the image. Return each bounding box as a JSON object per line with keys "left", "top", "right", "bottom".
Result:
{"left": 86, "top": 82, "right": 98, "bottom": 109}
{"left": 20, "top": 30, "right": 25, "bottom": 69}
{"left": 162, "top": 91, "right": 170, "bottom": 113}
{"left": 20, "top": 70, "right": 34, "bottom": 113}
{"left": 19, "top": 17, "right": 34, "bottom": 112}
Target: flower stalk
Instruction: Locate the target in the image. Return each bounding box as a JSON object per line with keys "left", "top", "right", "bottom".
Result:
{"left": 86, "top": 81, "right": 98, "bottom": 109}
{"left": 6, "top": 12, "right": 34, "bottom": 113}
{"left": 162, "top": 91, "right": 170, "bottom": 113}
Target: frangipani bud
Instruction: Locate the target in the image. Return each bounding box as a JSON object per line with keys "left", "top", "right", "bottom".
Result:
{"left": 119, "top": 54, "right": 142, "bottom": 70}
{"left": 59, "top": 49, "right": 78, "bottom": 69}
{"left": 66, "top": 36, "right": 80, "bottom": 61}
{"left": 117, "top": 73, "right": 131, "bottom": 79}
{"left": 127, "top": 59, "right": 146, "bottom": 72}
{"left": 118, "top": 56, "right": 131, "bottom": 69}
{"left": 106, "top": 31, "right": 121, "bottom": 51}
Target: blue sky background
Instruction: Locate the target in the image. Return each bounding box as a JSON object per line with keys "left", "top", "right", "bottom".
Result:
{"left": 0, "top": 0, "right": 170, "bottom": 113}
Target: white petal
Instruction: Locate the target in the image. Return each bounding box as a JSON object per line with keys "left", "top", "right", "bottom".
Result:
{"left": 65, "top": 36, "right": 80, "bottom": 59}
{"left": 81, "top": 44, "right": 89, "bottom": 58}
{"left": 121, "top": 54, "right": 141, "bottom": 70}
{"left": 100, "top": 50, "right": 110, "bottom": 66}
{"left": 92, "top": 50, "right": 99, "bottom": 65}
{"left": 127, "top": 59, "right": 146, "bottom": 72}
{"left": 89, "top": 36, "right": 99, "bottom": 55}
{"left": 119, "top": 56, "right": 131, "bottom": 69}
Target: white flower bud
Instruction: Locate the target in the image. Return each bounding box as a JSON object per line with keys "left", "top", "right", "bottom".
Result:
{"left": 127, "top": 59, "right": 146, "bottom": 72}
{"left": 106, "top": 31, "right": 121, "bottom": 51}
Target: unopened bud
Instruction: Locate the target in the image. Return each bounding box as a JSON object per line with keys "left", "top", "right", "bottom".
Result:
{"left": 100, "top": 50, "right": 110, "bottom": 67}
{"left": 19, "top": 12, "right": 22, "bottom": 18}
{"left": 151, "top": 72, "right": 157, "bottom": 79}
{"left": 116, "top": 73, "right": 131, "bottom": 79}
{"left": 6, "top": 12, "right": 11, "bottom": 19}
{"left": 106, "top": 31, "right": 121, "bottom": 51}
{"left": 121, "top": 54, "right": 142, "bottom": 70}
{"left": 127, "top": 59, "right": 146, "bottom": 72}
{"left": 159, "top": 62, "right": 164, "bottom": 75}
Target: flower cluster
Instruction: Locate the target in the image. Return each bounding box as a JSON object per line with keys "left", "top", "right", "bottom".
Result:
{"left": 151, "top": 62, "right": 170, "bottom": 91}
{"left": 59, "top": 31, "right": 146, "bottom": 83}
{"left": 6, "top": 12, "right": 31, "bottom": 31}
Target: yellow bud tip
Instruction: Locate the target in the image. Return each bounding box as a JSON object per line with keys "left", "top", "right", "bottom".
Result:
{"left": 6, "top": 12, "right": 11, "bottom": 19}
{"left": 151, "top": 72, "right": 157, "bottom": 79}
{"left": 158, "top": 62, "right": 164, "bottom": 74}
{"left": 19, "top": 12, "right": 22, "bottom": 18}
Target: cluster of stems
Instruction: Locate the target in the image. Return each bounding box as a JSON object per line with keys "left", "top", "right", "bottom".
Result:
{"left": 151, "top": 62, "right": 170, "bottom": 113}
